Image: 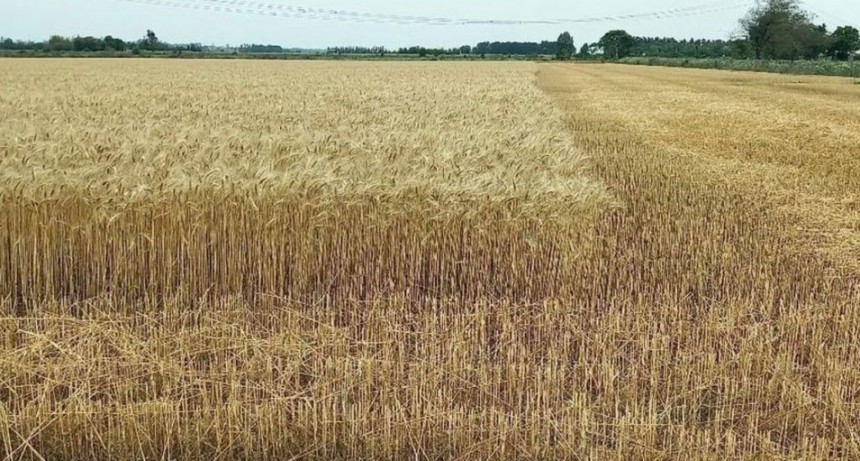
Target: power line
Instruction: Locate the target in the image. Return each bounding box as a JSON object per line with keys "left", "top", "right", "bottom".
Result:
{"left": 113, "top": 0, "right": 432, "bottom": 25}
{"left": 185, "top": 0, "right": 742, "bottom": 24}
{"left": 108, "top": 0, "right": 753, "bottom": 26}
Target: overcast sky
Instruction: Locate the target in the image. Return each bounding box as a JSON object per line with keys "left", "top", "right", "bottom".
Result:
{"left": 2, "top": 0, "right": 858, "bottom": 49}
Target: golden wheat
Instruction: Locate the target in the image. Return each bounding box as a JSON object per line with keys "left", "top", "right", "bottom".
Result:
{"left": 0, "top": 59, "right": 858, "bottom": 459}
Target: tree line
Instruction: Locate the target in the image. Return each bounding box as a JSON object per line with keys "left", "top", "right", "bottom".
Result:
{"left": 340, "top": 0, "right": 859, "bottom": 61}
{"left": 0, "top": 30, "right": 202, "bottom": 53}
{"left": 2, "top": 1, "right": 857, "bottom": 61}
{"left": 327, "top": 46, "right": 388, "bottom": 55}
{"left": 395, "top": 0, "right": 858, "bottom": 61}
{"left": 579, "top": 0, "right": 859, "bottom": 61}
{"left": 239, "top": 44, "right": 286, "bottom": 53}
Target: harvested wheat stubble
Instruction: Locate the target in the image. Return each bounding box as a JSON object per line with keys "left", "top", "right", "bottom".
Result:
{"left": 1, "top": 59, "right": 859, "bottom": 460}
{"left": 540, "top": 63, "right": 860, "bottom": 459}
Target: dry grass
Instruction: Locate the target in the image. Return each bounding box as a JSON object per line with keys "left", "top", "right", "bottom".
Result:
{"left": 1, "top": 59, "right": 859, "bottom": 459}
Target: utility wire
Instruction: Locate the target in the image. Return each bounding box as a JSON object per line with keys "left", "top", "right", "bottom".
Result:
{"left": 182, "top": 0, "right": 738, "bottom": 24}
{"left": 108, "top": 0, "right": 752, "bottom": 26}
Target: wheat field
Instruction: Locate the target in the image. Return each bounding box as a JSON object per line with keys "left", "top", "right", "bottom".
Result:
{"left": 1, "top": 59, "right": 859, "bottom": 459}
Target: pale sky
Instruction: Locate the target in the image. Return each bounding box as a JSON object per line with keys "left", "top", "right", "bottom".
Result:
{"left": 2, "top": 0, "right": 858, "bottom": 49}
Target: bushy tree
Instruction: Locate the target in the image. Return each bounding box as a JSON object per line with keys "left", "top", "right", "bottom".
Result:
{"left": 103, "top": 35, "right": 126, "bottom": 51}
{"left": 72, "top": 36, "right": 106, "bottom": 52}
{"left": 556, "top": 32, "right": 574, "bottom": 60}
{"left": 47, "top": 35, "right": 73, "bottom": 52}
{"left": 828, "top": 26, "right": 860, "bottom": 60}
{"left": 141, "top": 29, "right": 164, "bottom": 51}
{"left": 599, "top": 30, "right": 635, "bottom": 59}
{"left": 728, "top": 37, "right": 754, "bottom": 58}
{"left": 578, "top": 42, "right": 590, "bottom": 58}
{"left": 740, "top": 0, "right": 828, "bottom": 59}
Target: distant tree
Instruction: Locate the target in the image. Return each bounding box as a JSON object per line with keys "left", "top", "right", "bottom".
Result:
{"left": 464, "top": 41, "right": 555, "bottom": 55}
{"left": 556, "top": 31, "right": 574, "bottom": 60}
{"left": 728, "top": 37, "right": 754, "bottom": 58}
{"left": 142, "top": 29, "right": 162, "bottom": 51}
{"left": 179, "top": 43, "right": 203, "bottom": 53}
{"left": 578, "top": 42, "right": 590, "bottom": 58}
{"left": 599, "top": 30, "right": 635, "bottom": 59}
{"left": 626, "top": 36, "right": 733, "bottom": 59}
{"left": 240, "top": 44, "right": 285, "bottom": 53}
{"left": 47, "top": 35, "right": 73, "bottom": 52}
{"left": 805, "top": 23, "right": 831, "bottom": 58}
{"left": 103, "top": 35, "right": 126, "bottom": 51}
{"left": 72, "top": 36, "right": 106, "bottom": 52}
{"left": 828, "top": 25, "right": 860, "bottom": 60}
{"left": 459, "top": 45, "right": 472, "bottom": 55}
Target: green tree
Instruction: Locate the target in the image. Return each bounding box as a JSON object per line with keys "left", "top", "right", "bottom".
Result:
{"left": 728, "top": 38, "right": 754, "bottom": 58}
{"left": 104, "top": 35, "right": 127, "bottom": 51}
{"left": 578, "top": 42, "right": 590, "bottom": 58}
{"left": 47, "top": 35, "right": 73, "bottom": 52}
{"left": 805, "top": 23, "right": 831, "bottom": 59}
{"left": 740, "top": 0, "right": 827, "bottom": 60}
{"left": 72, "top": 36, "right": 106, "bottom": 52}
{"left": 142, "top": 29, "right": 162, "bottom": 51}
{"left": 828, "top": 26, "right": 860, "bottom": 60}
{"left": 599, "top": 30, "right": 635, "bottom": 59}
{"left": 556, "top": 31, "right": 574, "bottom": 60}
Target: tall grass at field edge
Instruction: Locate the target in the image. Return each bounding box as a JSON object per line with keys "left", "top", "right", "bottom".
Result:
{"left": 618, "top": 56, "right": 860, "bottom": 78}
